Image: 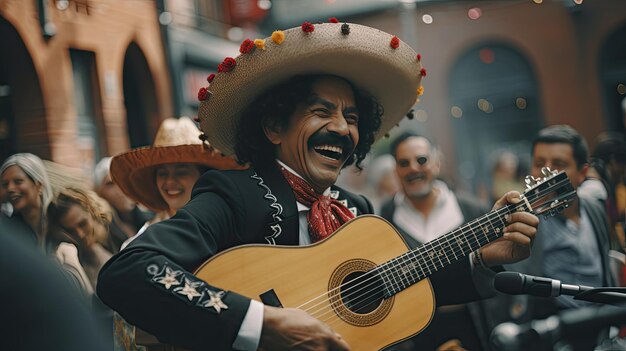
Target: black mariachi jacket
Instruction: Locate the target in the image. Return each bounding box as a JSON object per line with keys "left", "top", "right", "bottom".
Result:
{"left": 97, "top": 164, "right": 482, "bottom": 351}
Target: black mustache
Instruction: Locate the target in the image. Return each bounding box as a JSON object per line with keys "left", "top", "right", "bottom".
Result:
{"left": 308, "top": 131, "right": 354, "bottom": 153}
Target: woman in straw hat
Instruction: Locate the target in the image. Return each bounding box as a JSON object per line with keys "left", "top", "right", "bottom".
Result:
{"left": 99, "top": 21, "right": 538, "bottom": 350}
{"left": 110, "top": 116, "right": 244, "bottom": 249}
{"left": 109, "top": 116, "right": 244, "bottom": 351}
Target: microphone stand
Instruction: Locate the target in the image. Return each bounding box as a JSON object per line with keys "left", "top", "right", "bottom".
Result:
{"left": 491, "top": 304, "right": 626, "bottom": 351}
{"left": 574, "top": 287, "right": 626, "bottom": 306}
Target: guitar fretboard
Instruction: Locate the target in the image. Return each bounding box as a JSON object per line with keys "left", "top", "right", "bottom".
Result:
{"left": 375, "top": 203, "right": 523, "bottom": 297}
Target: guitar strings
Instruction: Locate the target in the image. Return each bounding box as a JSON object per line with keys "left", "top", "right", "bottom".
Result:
{"left": 315, "top": 204, "right": 512, "bottom": 326}
{"left": 313, "top": 177, "right": 570, "bottom": 325}
{"left": 300, "top": 204, "right": 511, "bottom": 323}
{"left": 313, "top": 178, "right": 571, "bottom": 326}
{"left": 301, "top": 175, "right": 569, "bottom": 316}
{"left": 295, "top": 177, "right": 568, "bottom": 326}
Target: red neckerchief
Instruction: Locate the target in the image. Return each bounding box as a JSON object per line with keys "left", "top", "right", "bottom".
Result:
{"left": 279, "top": 166, "right": 355, "bottom": 243}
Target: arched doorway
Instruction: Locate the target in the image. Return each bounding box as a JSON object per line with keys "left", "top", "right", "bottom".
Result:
{"left": 599, "top": 22, "right": 626, "bottom": 132}
{"left": 0, "top": 17, "right": 47, "bottom": 162}
{"left": 448, "top": 43, "right": 543, "bottom": 198}
{"left": 123, "top": 42, "right": 159, "bottom": 148}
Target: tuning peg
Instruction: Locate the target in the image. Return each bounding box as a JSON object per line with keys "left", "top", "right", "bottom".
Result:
{"left": 541, "top": 167, "right": 556, "bottom": 177}
{"left": 524, "top": 175, "right": 535, "bottom": 189}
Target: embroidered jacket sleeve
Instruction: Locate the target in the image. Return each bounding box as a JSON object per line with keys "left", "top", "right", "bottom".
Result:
{"left": 97, "top": 170, "right": 257, "bottom": 351}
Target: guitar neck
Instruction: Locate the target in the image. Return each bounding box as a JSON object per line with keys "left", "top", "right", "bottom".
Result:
{"left": 375, "top": 201, "right": 527, "bottom": 298}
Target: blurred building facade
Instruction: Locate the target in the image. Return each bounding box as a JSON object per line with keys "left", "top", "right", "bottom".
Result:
{"left": 330, "top": 0, "right": 626, "bottom": 195}
{"left": 2, "top": 0, "right": 625, "bottom": 195}
{"left": 0, "top": 0, "right": 172, "bottom": 172}
{"left": 161, "top": 0, "right": 258, "bottom": 119}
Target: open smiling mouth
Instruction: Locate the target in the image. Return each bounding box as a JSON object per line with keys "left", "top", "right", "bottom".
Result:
{"left": 313, "top": 144, "right": 344, "bottom": 161}
{"left": 405, "top": 173, "right": 427, "bottom": 182}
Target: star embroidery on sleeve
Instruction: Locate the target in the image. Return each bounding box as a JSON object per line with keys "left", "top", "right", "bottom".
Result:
{"left": 154, "top": 266, "right": 183, "bottom": 289}
{"left": 202, "top": 290, "right": 229, "bottom": 313}
{"left": 175, "top": 278, "right": 203, "bottom": 301}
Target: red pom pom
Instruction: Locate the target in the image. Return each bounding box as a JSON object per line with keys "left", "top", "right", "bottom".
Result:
{"left": 390, "top": 36, "right": 400, "bottom": 49}
{"left": 420, "top": 68, "right": 427, "bottom": 77}
{"left": 198, "top": 87, "right": 209, "bottom": 101}
{"left": 417, "top": 53, "right": 421, "bottom": 61}
{"left": 301, "top": 22, "right": 315, "bottom": 33}
{"left": 239, "top": 39, "right": 255, "bottom": 54}
{"left": 207, "top": 73, "right": 215, "bottom": 83}
{"left": 217, "top": 57, "right": 236, "bottom": 73}
{"left": 328, "top": 17, "right": 339, "bottom": 23}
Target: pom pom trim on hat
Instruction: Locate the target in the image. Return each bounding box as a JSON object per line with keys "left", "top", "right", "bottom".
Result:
{"left": 272, "top": 31, "right": 285, "bottom": 44}
{"left": 199, "top": 22, "right": 424, "bottom": 157}
{"left": 198, "top": 87, "right": 210, "bottom": 101}
{"left": 341, "top": 23, "right": 350, "bottom": 35}
{"left": 240, "top": 39, "right": 256, "bottom": 54}
{"left": 301, "top": 22, "right": 315, "bottom": 33}
{"left": 390, "top": 36, "right": 400, "bottom": 49}
{"left": 218, "top": 57, "right": 237, "bottom": 73}
{"left": 254, "top": 39, "right": 266, "bottom": 50}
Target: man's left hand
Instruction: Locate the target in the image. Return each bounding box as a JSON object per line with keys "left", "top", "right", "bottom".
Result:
{"left": 480, "top": 191, "right": 539, "bottom": 267}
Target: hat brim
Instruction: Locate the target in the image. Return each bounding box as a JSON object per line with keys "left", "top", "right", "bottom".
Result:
{"left": 199, "top": 23, "right": 422, "bottom": 157}
{"left": 110, "top": 145, "right": 245, "bottom": 212}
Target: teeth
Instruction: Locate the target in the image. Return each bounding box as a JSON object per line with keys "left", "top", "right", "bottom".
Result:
{"left": 166, "top": 190, "right": 183, "bottom": 196}
{"left": 314, "top": 145, "right": 343, "bottom": 154}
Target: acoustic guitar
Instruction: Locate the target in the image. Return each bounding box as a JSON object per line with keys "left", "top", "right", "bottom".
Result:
{"left": 187, "top": 168, "right": 576, "bottom": 350}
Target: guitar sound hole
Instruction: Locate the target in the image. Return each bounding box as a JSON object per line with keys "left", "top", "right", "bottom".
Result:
{"left": 340, "top": 271, "right": 384, "bottom": 314}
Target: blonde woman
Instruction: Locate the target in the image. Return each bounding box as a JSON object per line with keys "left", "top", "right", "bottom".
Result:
{"left": 47, "top": 187, "right": 113, "bottom": 291}
{"left": 0, "top": 153, "right": 53, "bottom": 251}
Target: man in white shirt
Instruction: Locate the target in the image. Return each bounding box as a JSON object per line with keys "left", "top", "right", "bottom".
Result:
{"left": 381, "top": 132, "right": 491, "bottom": 350}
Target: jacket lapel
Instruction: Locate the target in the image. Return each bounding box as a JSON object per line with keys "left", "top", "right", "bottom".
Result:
{"left": 254, "top": 164, "right": 299, "bottom": 246}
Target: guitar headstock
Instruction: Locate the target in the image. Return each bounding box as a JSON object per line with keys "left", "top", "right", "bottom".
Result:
{"left": 521, "top": 167, "right": 577, "bottom": 218}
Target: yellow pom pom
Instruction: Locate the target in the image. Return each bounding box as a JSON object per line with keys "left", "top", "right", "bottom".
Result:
{"left": 254, "top": 39, "right": 266, "bottom": 50}
{"left": 272, "top": 31, "right": 285, "bottom": 44}
{"left": 417, "top": 85, "right": 424, "bottom": 96}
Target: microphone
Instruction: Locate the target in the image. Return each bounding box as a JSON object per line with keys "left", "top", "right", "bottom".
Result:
{"left": 494, "top": 272, "right": 593, "bottom": 297}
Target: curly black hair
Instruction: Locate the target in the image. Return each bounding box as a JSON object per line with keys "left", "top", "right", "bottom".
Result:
{"left": 234, "top": 75, "right": 383, "bottom": 170}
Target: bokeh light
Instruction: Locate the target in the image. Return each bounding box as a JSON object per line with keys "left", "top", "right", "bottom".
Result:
{"left": 451, "top": 106, "right": 463, "bottom": 118}
{"left": 478, "top": 99, "right": 493, "bottom": 113}
{"left": 468, "top": 8, "right": 482, "bottom": 20}
{"left": 415, "top": 109, "right": 428, "bottom": 122}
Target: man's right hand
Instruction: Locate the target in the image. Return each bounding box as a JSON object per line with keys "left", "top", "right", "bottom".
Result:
{"left": 258, "top": 306, "right": 351, "bottom": 351}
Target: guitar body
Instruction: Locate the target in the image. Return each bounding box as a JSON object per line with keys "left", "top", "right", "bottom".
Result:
{"left": 194, "top": 216, "right": 435, "bottom": 350}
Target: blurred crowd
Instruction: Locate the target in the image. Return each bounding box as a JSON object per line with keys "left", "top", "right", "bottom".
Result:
{"left": 2, "top": 120, "right": 626, "bottom": 350}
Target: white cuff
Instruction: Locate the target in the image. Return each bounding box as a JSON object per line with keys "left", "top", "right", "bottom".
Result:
{"left": 232, "top": 300, "right": 264, "bottom": 350}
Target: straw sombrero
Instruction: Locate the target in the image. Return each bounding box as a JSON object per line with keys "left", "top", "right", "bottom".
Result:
{"left": 197, "top": 21, "right": 425, "bottom": 157}
{"left": 110, "top": 117, "right": 245, "bottom": 212}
